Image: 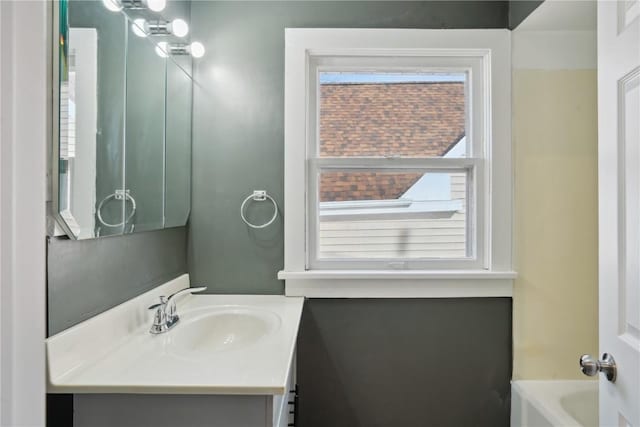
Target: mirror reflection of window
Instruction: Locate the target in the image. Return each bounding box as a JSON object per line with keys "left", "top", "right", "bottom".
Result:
{"left": 62, "top": 28, "right": 98, "bottom": 239}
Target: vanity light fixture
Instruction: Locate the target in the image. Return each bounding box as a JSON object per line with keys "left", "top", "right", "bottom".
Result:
{"left": 143, "top": 0, "right": 166, "bottom": 12}
{"left": 155, "top": 41, "right": 206, "bottom": 58}
{"left": 102, "top": 0, "right": 166, "bottom": 13}
{"left": 189, "top": 42, "right": 205, "bottom": 58}
{"left": 131, "top": 18, "right": 189, "bottom": 38}
{"left": 170, "top": 19, "right": 189, "bottom": 37}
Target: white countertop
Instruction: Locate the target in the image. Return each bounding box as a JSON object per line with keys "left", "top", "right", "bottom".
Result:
{"left": 46, "top": 275, "right": 304, "bottom": 395}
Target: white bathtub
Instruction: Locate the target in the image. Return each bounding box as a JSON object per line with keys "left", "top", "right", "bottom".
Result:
{"left": 511, "top": 380, "right": 598, "bottom": 427}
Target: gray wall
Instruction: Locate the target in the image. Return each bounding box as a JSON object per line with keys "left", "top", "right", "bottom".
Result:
{"left": 298, "top": 298, "right": 512, "bottom": 427}
{"left": 188, "top": 1, "right": 509, "bottom": 294}
{"left": 47, "top": 227, "right": 187, "bottom": 335}
{"left": 509, "top": 0, "right": 544, "bottom": 29}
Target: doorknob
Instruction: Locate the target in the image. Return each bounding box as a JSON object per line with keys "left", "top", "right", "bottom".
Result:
{"left": 580, "top": 353, "right": 617, "bottom": 382}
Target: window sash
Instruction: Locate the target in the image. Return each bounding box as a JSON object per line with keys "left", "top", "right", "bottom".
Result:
{"left": 309, "top": 55, "right": 486, "bottom": 160}
{"left": 307, "top": 162, "right": 484, "bottom": 270}
{"left": 306, "top": 56, "right": 487, "bottom": 270}
{"left": 310, "top": 157, "right": 480, "bottom": 169}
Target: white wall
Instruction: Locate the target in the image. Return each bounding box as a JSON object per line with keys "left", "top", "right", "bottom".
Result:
{"left": 0, "top": 1, "right": 48, "bottom": 425}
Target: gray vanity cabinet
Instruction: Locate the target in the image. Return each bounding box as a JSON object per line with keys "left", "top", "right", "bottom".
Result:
{"left": 73, "top": 364, "right": 295, "bottom": 427}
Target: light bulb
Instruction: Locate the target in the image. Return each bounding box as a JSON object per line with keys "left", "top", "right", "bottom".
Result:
{"left": 102, "top": 0, "right": 122, "bottom": 12}
{"left": 145, "top": 0, "right": 166, "bottom": 12}
{"left": 170, "top": 19, "right": 189, "bottom": 38}
{"left": 131, "top": 19, "right": 147, "bottom": 38}
{"left": 155, "top": 42, "right": 169, "bottom": 58}
{"left": 189, "top": 41, "right": 205, "bottom": 58}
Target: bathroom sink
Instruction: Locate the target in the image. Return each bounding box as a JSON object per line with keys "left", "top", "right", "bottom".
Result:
{"left": 167, "top": 307, "right": 281, "bottom": 357}
{"left": 46, "top": 275, "right": 303, "bottom": 394}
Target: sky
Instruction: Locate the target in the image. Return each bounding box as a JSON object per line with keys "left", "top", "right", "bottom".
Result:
{"left": 319, "top": 72, "right": 466, "bottom": 84}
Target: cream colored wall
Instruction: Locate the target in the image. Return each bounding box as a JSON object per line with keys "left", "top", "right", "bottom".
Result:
{"left": 512, "top": 28, "right": 598, "bottom": 379}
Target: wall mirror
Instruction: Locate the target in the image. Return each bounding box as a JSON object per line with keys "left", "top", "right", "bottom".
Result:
{"left": 53, "top": 0, "right": 198, "bottom": 239}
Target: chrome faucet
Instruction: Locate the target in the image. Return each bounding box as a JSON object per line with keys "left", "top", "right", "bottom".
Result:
{"left": 148, "top": 286, "right": 207, "bottom": 334}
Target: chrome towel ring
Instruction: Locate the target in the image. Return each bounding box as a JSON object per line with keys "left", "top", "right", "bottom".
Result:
{"left": 240, "top": 190, "right": 278, "bottom": 229}
{"left": 97, "top": 189, "right": 137, "bottom": 228}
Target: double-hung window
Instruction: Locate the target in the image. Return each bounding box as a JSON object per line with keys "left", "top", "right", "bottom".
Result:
{"left": 281, "top": 29, "right": 514, "bottom": 296}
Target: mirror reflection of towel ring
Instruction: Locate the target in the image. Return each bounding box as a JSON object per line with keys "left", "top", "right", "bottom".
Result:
{"left": 97, "top": 190, "right": 137, "bottom": 228}
{"left": 240, "top": 190, "right": 278, "bottom": 229}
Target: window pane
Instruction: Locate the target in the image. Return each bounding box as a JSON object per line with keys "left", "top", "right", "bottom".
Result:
{"left": 318, "top": 170, "right": 468, "bottom": 259}
{"left": 319, "top": 72, "right": 467, "bottom": 158}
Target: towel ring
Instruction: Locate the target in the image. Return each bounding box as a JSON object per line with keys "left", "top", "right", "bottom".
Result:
{"left": 240, "top": 190, "right": 278, "bottom": 229}
{"left": 97, "top": 190, "right": 137, "bottom": 228}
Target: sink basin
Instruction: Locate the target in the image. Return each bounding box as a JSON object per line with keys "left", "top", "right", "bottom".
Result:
{"left": 166, "top": 307, "right": 281, "bottom": 358}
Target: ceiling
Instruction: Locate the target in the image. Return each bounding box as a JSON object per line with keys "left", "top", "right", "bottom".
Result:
{"left": 517, "top": 0, "right": 596, "bottom": 31}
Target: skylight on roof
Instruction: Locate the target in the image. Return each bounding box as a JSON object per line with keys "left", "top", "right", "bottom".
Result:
{"left": 319, "top": 72, "right": 466, "bottom": 85}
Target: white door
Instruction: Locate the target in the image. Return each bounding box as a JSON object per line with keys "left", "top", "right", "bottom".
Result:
{"left": 597, "top": 0, "right": 640, "bottom": 426}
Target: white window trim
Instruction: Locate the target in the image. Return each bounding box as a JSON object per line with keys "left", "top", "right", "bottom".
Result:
{"left": 281, "top": 28, "right": 514, "bottom": 297}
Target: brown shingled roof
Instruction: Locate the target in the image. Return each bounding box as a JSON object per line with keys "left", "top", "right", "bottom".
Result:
{"left": 320, "top": 171, "right": 424, "bottom": 203}
{"left": 319, "top": 82, "right": 465, "bottom": 202}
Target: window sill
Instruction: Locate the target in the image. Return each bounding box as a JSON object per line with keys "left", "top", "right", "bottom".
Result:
{"left": 278, "top": 270, "right": 516, "bottom": 298}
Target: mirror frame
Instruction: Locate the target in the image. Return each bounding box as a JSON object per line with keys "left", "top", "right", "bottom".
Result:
{"left": 51, "top": 0, "right": 76, "bottom": 238}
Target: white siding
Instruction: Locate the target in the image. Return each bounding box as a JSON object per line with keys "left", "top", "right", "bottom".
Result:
{"left": 451, "top": 172, "right": 466, "bottom": 200}
{"left": 319, "top": 171, "right": 468, "bottom": 259}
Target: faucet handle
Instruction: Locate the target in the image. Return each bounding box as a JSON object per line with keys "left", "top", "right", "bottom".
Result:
{"left": 148, "top": 295, "right": 168, "bottom": 310}
{"left": 148, "top": 296, "right": 169, "bottom": 334}
{"left": 167, "top": 287, "right": 207, "bottom": 301}
{"left": 162, "top": 287, "right": 207, "bottom": 326}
